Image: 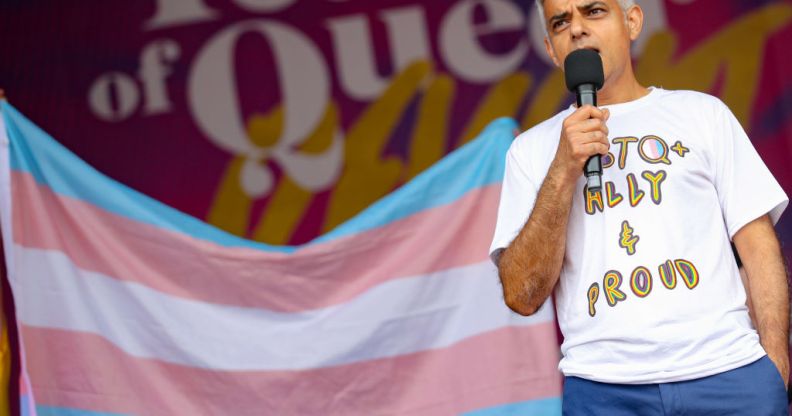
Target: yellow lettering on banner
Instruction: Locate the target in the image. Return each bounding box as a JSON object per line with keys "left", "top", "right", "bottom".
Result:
{"left": 296, "top": 103, "right": 338, "bottom": 155}
{"left": 251, "top": 177, "right": 313, "bottom": 243}
{"left": 207, "top": 102, "right": 338, "bottom": 244}
{"left": 323, "top": 60, "right": 432, "bottom": 232}
{"left": 208, "top": 155, "right": 253, "bottom": 236}
{"left": 636, "top": 3, "right": 792, "bottom": 124}
{"left": 248, "top": 106, "right": 284, "bottom": 148}
{"left": 251, "top": 103, "right": 339, "bottom": 243}
{"left": 458, "top": 72, "right": 532, "bottom": 147}
{"left": 521, "top": 70, "right": 566, "bottom": 130}
{"left": 207, "top": 105, "right": 285, "bottom": 236}
{"left": 406, "top": 74, "right": 454, "bottom": 181}
{"left": 205, "top": 5, "right": 792, "bottom": 244}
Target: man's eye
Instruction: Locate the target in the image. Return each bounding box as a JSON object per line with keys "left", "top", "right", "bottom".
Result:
{"left": 589, "top": 8, "right": 605, "bottom": 16}
{"left": 552, "top": 20, "right": 567, "bottom": 30}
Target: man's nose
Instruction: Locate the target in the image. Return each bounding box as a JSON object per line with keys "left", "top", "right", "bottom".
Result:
{"left": 569, "top": 13, "right": 588, "bottom": 39}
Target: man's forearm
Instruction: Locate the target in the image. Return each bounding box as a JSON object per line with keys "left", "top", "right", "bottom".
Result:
{"left": 748, "top": 253, "right": 788, "bottom": 386}
{"left": 498, "top": 164, "right": 577, "bottom": 315}
{"left": 497, "top": 103, "right": 610, "bottom": 315}
{"left": 735, "top": 216, "right": 790, "bottom": 385}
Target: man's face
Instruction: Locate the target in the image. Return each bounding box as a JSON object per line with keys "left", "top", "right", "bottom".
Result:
{"left": 542, "top": 0, "right": 641, "bottom": 87}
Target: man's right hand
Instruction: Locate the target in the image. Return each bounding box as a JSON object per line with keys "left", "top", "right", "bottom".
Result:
{"left": 551, "top": 105, "right": 610, "bottom": 183}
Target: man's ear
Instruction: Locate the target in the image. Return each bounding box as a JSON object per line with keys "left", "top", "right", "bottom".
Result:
{"left": 626, "top": 5, "right": 644, "bottom": 41}
{"left": 544, "top": 36, "right": 561, "bottom": 68}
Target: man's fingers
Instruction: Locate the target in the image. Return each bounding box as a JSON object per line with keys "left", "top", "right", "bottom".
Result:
{"left": 568, "top": 104, "right": 608, "bottom": 122}
{"left": 571, "top": 141, "right": 608, "bottom": 159}
{"left": 587, "top": 131, "right": 609, "bottom": 145}
{"left": 558, "top": 105, "right": 611, "bottom": 170}
{"left": 575, "top": 118, "right": 609, "bottom": 135}
{"left": 562, "top": 118, "right": 608, "bottom": 146}
{"left": 585, "top": 143, "right": 609, "bottom": 156}
{"left": 571, "top": 130, "right": 609, "bottom": 146}
{"left": 576, "top": 142, "right": 608, "bottom": 159}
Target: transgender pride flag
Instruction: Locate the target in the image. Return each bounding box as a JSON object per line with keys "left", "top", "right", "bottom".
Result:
{"left": 0, "top": 101, "right": 561, "bottom": 416}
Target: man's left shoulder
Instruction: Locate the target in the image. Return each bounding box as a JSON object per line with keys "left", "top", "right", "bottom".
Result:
{"left": 654, "top": 88, "right": 729, "bottom": 113}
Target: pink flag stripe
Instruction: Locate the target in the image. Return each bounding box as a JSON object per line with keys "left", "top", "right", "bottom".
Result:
{"left": 12, "top": 171, "right": 499, "bottom": 312}
{"left": 24, "top": 323, "right": 561, "bottom": 416}
{"left": 16, "top": 246, "right": 548, "bottom": 370}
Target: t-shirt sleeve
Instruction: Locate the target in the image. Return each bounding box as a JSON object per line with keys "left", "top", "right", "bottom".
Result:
{"left": 712, "top": 101, "right": 788, "bottom": 238}
{"left": 489, "top": 145, "right": 539, "bottom": 264}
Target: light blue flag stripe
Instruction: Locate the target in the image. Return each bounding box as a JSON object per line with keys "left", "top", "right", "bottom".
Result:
{"left": 36, "top": 406, "right": 127, "bottom": 416}
{"left": 35, "top": 397, "right": 560, "bottom": 416}
{"left": 463, "top": 397, "right": 562, "bottom": 416}
{"left": 1, "top": 102, "right": 514, "bottom": 251}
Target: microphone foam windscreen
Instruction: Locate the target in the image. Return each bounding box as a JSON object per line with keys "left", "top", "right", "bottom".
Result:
{"left": 564, "top": 49, "right": 604, "bottom": 92}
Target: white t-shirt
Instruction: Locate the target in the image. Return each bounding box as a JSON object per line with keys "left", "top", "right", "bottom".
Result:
{"left": 489, "top": 88, "right": 789, "bottom": 384}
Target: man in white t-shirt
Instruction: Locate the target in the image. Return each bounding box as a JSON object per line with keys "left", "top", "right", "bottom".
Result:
{"left": 489, "top": 0, "right": 790, "bottom": 413}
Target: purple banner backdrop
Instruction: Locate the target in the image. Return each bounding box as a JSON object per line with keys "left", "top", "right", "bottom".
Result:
{"left": 1, "top": 0, "right": 792, "bottom": 251}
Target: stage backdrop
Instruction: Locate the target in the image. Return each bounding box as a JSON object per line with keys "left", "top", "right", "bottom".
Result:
{"left": 1, "top": 0, "right": 791, "bottom": 249}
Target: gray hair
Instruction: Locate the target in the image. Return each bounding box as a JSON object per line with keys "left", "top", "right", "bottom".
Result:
{"left": 535, "top": 0, "right": 636, "bottom": 34}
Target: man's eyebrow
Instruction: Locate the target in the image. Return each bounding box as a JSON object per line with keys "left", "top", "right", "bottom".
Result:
{"left": 578, "top": 1, "right": 608, "bottom": 12}
{"left": 548, "top": 1, "right": 608, "bottom": 26}
{"left": 548, "top": 11, "right": 570, "bottom": 26}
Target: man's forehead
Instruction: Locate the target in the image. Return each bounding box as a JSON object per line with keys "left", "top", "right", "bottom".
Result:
{"left": 543, "top": 0, "right": 616, "bottom": 15}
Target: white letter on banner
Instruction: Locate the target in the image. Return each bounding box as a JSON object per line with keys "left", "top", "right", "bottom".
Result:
{"left": 139, "top": 39, "right": 181, "bottom": 115}
{"left": 631, "top": 0, "right": 668, "bottom": 58}
{"left": 144, "top": 0, "right": 219, "bottom": 30}
{"left": 88, "top": 72, "right": 140, "bottom": 121}
{"left": 188, "top": 20, "right": 342, "bottom": 197}
{"left": 327, "top": 6, "right": 430, "bottom": 101}
{"left": 440, "top": 0, "right": 529, "bottom": 83}
{"left": 233, "top": 0, "right": 298, "bottom": 13}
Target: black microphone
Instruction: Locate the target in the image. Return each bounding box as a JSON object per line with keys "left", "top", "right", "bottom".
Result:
{"left": 564, "top": 49, "right": 605, "bottom": 192}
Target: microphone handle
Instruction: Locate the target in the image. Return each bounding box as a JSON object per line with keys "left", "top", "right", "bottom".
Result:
{"left": 577, "top": 84, "right": 602, "bottom": 192}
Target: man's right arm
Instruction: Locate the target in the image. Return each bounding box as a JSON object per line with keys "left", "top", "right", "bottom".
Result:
{"left": 497, "top": 105, "right": 610, "bottom": 316}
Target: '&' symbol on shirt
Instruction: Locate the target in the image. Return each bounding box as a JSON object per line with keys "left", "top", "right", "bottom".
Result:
{"left": 618, "top": 220, "right": 639, "bottom": 255}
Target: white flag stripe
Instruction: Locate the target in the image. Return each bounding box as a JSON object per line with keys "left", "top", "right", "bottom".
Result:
{"left": 14, "top": 246, "right": 553, "bottom": 371}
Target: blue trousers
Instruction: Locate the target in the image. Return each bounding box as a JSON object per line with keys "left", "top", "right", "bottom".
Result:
{"left": 562, "top": 356, "right": 788, "bottom": 415}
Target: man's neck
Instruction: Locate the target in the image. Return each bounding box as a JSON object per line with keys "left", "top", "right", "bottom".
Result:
{"left": 596, "top": 70, "right": 649, "bottom": 106}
